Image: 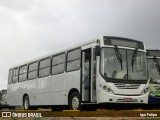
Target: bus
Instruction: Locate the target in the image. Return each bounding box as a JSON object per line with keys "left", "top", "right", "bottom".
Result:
{"left": 7, "top": 36, "right": 149, "bottom": 110}
{"left": 147, "top": 49, "right": 160, "bottom": 105}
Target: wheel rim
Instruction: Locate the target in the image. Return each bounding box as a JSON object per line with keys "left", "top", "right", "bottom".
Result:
{"left": 24, "top": 99, "right": 29, "bottom": 109}
{"left": 72, "top": 96, "right": 79, "bottom": 110}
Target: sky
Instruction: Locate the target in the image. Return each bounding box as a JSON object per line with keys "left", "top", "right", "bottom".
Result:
{"left": 0, "top": 0, "right": 160, "bottom": 89}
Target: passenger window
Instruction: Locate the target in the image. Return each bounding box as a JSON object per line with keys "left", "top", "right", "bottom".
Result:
{"left": 39, "top": 58, "right": 51, "bottom": 77}
{"left": 52, "top": 53, "right": 65, "bottom": 75}
{"left": 28, "top": 61, "right": 38, "bottom": 80}
{"left": 67, "top": 48, "right": 81, "bottom": 72}
{"left": 19, "top": 65, "right": 27, "bottom": 82}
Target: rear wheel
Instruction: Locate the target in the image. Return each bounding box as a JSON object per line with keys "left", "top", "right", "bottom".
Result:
{"left": 69, "top": 92, "right": 81, "bottom": 110}
{"left": 23, "top": 96, "right": 30, "bottom": 110}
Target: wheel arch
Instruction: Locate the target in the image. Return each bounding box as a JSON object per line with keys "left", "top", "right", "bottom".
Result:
{"left": 68, "top": 88, "right": 80, "bottom": 104}
{"left": 22, "top": 93, "right": 29, "bottom": 106}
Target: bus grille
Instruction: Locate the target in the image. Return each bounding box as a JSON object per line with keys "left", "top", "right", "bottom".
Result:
{"left": 114, "top": 83, "right": 140, "bottom": 89}
{"left": 117, "top": 99, "right": 137, "bottom": 102}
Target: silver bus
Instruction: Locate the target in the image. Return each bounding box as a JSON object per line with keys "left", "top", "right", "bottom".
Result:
{"left": 7, "top": 36, "right": 149, "bottom": 110}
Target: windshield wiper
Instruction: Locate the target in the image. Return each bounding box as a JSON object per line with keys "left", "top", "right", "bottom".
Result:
{"left": 114, "top": 46, "right": 122, "bottom": 70}
{"left": 131, "top": 48, "right": 138, "bottom": 71}
{"left": 153, "top": 56, "right": 160, "bottom": 75}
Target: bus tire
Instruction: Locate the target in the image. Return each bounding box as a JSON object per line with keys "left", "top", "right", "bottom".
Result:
{"left": 69, "top": 92, "right": 81, "bottom": 110}
{"left": 23, "top": 95, "right": 30, "bottom": 110}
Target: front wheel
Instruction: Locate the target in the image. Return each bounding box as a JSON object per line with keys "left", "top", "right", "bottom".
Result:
{"left": 69, "top": 92, "right": 81, "bottom": 110}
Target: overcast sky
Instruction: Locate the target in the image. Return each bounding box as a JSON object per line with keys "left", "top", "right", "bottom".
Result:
{"left": 0, "top": 0, "right": 160, "bottom": 89}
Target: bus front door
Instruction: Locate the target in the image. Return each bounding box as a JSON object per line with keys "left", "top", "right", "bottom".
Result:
{"left": 81, "top": 48, "right": 96, "bottom": 102}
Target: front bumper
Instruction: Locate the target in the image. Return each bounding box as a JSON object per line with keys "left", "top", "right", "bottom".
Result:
{"left": 97, "top": 89, "right": 149, "bottom": 104}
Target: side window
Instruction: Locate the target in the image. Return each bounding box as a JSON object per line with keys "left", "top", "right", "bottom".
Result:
{"left": 67, "top": 48, "right": 81, "bottom": 72}
{"left": 12, "top": 68, "right": 18, "bottom": 83}
{"left": 8, "top": 69, "right": 13, "bottom": 84}
{"left": 19, "top": 65, "right": 27, "bottom": 82}
{"left": 28, "top": 62, "right": 38, "bottom": 80}
{"left": 52, "top": 53, "right": 65, "bottom": 75}
{"left": 39, "top": 58, "right": 51, "bottom": 77}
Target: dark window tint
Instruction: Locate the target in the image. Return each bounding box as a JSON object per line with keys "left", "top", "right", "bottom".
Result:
{"left": 28, "top": 62, "right": 38, "bottom": 80}
{"left": 39, "top": 58, "right": 51, "bottom": 77}
{"left": 19, "top": 65, "right": 27, "bottom": 82}
{"left": 67, "top": 48, "right": 81, "bottom": 72}
{"left": 52, "top": 53, "right": 65, "bottom": 75}
{"left": 13, "top": 68, "right": 18, "bottom": 83}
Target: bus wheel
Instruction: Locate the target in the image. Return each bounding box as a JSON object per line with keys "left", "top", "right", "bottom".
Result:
{"left": 23, "top": 96, "right": 30, "bottom": 110}
{"left": 69, "top": 92, "right": 81, "bottom": 110}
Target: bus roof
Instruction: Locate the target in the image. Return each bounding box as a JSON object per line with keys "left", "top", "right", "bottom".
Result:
{"left": 10, "top": 37, "right": 98, "bottom": 69}
{"left": 147, "top": 49, "right": 160, "bottom": 57}
{"left": 10, "top": 36, "right": 144, "bottom": 69}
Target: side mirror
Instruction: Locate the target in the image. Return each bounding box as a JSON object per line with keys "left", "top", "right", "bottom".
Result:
{"left": 96, "top": 45, "right": 100, "bottom": 56}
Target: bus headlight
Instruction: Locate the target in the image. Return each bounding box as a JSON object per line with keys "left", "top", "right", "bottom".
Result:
{"left": 102, "top": 85, "right": 107, "bottom": 91}
{"left": 106, "top": 88, "right": 111, "bottom": 92}
{"left": 140, "top": 87, "right": 149, "bottom": 95}
{"left": 99, "top": 84, "right": 114, "bottom": 94}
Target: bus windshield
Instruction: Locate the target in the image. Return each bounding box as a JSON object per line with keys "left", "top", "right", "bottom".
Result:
{"left": 148, "top": 58, "right": 160, "bottom": 84}
{"left": 100, "top": 47, "right": 147, "bottom": 80}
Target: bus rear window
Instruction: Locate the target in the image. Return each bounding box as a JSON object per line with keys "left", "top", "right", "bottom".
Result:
{"left": 12, "top": 68, "right": 18, "bottom": 83}
{"left": 8, "top": 69, "right": 13, "bottom": 84}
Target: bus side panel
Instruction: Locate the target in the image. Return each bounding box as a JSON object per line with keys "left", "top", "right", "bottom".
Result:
{"left": 34, "top": 74, "right": 66, "bottom": 105}
{"left": 23, "top": 79, "right": 38, "bottom": 105}
{"left": 65, "top": 70, "right": 81, "bottom": 100}
{"left": 29, "top": 70, "right": 80, "bottom": 106}
{"left": 7, "top": 85, "right": 15, "bottom": 105}
{"left": 7, "top": 80, "right": 37, "bottom": 106}
{"left": 7, "top": 83, "right": 23, "bottom": 106}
